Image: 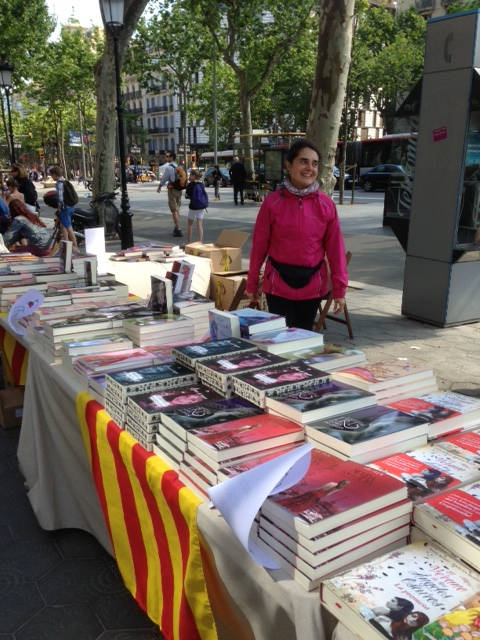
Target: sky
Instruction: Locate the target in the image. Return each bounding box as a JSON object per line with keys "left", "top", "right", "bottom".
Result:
{"left": 45, "top": 0, "right": 103, "bottom": 38}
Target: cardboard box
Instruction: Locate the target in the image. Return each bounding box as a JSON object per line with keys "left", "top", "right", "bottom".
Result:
{"left": 185, "top": 230, "right": 249, "bottom": 273}
{"left": 210, "top": 271, "right": 248, "bottom": 310}
{"left": 0, "top": 386, "right": 24, "bottom": 429}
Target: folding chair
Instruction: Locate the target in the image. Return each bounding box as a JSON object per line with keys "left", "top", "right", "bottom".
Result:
{"left": 314, "top": 251, "right": 354, "bottom": 339}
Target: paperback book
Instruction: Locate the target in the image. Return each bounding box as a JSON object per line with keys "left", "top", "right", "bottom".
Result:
{"left": 170, "top": 259, "right": 195, "bottom": 296}
{"left": 208, "top": 309, "right": 240, "bottom": 340}
{"left": 264, "top": 380, "right": 376, "bottom": 424}
{"left": 304, "top": 405, "right": 429, "bottom": 461}
{"left": 186, "top": 412, "right": 304, "bottom": 463}
{"left": 369, "top": 444, "right": 480, "bottom": 503}
{"left": 413, "top": 592, "right": 480, "bottom": 639}
{"left": 149, "top": 275, "right": 173, "bottom": 314}
{"left": 105, "top": 362, "right": 197, "bottom": 403}
{"left": 59, "top": 334, "right": 133, "bottom": 357}
{"left": 261, "top": 449, "right": 407, "bottom": 538}
{"left": 280, "top": 343, "right": 367, "bottom": 372}
{"left": 229, "top": 308, "right": 286, "bottom": 338}
{"left": 435, "top": 428, "right": 480, "bottom": 464}
{"left": 232, "top": 362, "right": 330, "bottom": 407}
{"left": 413, "top": 480, "right": 480, "bottom": 572}
{"left": 332, "top": 359, "right": 435, "bottom": 393}
{"left": 247, "top": 327, "right": 324, "bottom": 355}
{"left": 172, "top": 337, "right": 257, "bottom": 370}
{"left": 73, "top": 348, "right": 157, "bottom": 376}
{"left": 321, "top": 540, "right": 480, "bottom": 640}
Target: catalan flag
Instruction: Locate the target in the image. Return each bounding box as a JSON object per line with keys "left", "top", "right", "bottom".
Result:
{"left": 0, "top": 325, "right": 28, "bottom": 385}
{"left": 76, "top": 392, "right": 217, "bottom": 640}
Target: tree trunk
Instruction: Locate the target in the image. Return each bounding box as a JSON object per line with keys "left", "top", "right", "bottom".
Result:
{"left": 307, "top": 0, "right": 355, "bottom": 195}
{"left": 94, "top": 0, "right": 149, "bottom": 223}
{"left": 238, "top": 79, "right": 254, "bottom": 178}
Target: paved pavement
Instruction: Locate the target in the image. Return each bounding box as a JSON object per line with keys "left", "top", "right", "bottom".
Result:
{"left": 36, "top": 181, "right": 480, "bottom": 395}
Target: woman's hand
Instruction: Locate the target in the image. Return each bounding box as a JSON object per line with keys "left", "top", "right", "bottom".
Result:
{"left": 333, "top": 298, "right": 346, "bottom": 314}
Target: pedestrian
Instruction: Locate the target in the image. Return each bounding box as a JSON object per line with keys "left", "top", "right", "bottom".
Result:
{"left": 49, "top": 165, "right": 79, "bottom": 253}
{"left": 3, "top": 199, "right": 52, "bottom": 256}
{"left": 10, "top": 163, "right": 38, "bottom": 214}
{"left": 246, "top": 139, "right": 348, "bottom": 331}
{"left": 229, "top": 156, "right": 247, "bottom": 205}
{"left": 212, "top": 165, "right": 221, "bottom": 201}
{"left": 3, "top": 177, "right": 25, "bottom": 205}
{"left": 185, "top": 169, "right": 208, "bottom": 244}
{"left": 157, "top": 151, "right": 186, "bottom": 237}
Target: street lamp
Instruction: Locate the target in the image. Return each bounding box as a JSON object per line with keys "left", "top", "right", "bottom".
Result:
{"left": 100, "top": 0, "right": 134, "bottom": 249}
{"left": 0, "top": 57, "right": 15, "bottom": 165}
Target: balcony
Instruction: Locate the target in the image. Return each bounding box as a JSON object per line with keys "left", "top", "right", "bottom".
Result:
{"left": 415, "top": 0, "right": 435, "bottom": 12}
{"left": 148, "top": 127, "right": 173, "bottom": 134}
{"left": 146, "top": 106, "right": 170, "bottom": 114}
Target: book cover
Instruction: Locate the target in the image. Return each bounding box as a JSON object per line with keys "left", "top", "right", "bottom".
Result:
{"left": 305, "top": 405, "right": 428, "bottom": 456}
{"left": 248, "top": 327, "right": 324, "bottom": 354}
{"left": 435, "top": 428, "right": 480, "bottom": 463}
{"left": 59, "top": 240, "right": 73, "bottom": 273}
{"left": 187, "top": 412, "right": 304, "bottom": 462}
{"left": 332, "top": 360, "right": 434, "bottom": 392}
{"left": 149, "top": 275, "right": 173, "bottom": 314}
{"left": 166, "top": 270, "right": 184, "bottom": 295}
{"left": 369, "top": 445, "right": 480, "bottom": 502}
{"left": 208, "top": 309, "right": 240, "bottom": 340}
{"left": 413, "top": 592, "right": 480, "bottom": 639}
{"left": 229, "top": 308, "right": 286, "bottom": 338}
{"left": 234, "top": 362, "right": 329, "bottom": 392}
{"left": 74, "top": 348, "right": 155, "bottom": 373}
{"left": 173, "top": 338, "right": 256, "bottom": 365}
{"left": 322, "top": 541, "right": 480, "bottom": 640}
{"left": 129, "top": 384, "right": 221, "bottom": 419}
{"left": 171, "top": 259, "right": 195, "bottom": 296}
{"left": 265, "top": 380, "right": 376, "bottom": 424}
{"left": 262, "top": 449, "right": 407, "bottom": 537}
{"left": 61, "top": 334, "right": 133, "bottom": 356}
{"left": 280, "top": 343, "right": 366, "bottom": 371}
{"left": 199, "top": 351, "right": 285, "bottom": 376}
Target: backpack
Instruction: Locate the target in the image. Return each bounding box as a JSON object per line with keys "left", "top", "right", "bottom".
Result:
{"left": 191, "top": 183, "right": 209, "bottom": 210}
{"left": 171, "top": 165, "right": 187, "bottom": 190}
{"left": 63, "top": 179, "right": 79, "bottom": 206}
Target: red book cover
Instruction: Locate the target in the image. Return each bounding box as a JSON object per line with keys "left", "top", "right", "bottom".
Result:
{"left": 187, "top": 413, "right": 304, "bottom": 460}
{"left": 388, "top": 397, "right": 459, "bottom": 423}
{"left": 134, "top": 385, "right": 222, "bottom": 414}
{"left": 437, "top": 429, "right": 480, "bottom": 461}
{"left": 265, "top": 449, "right": 406, "bottom": 529}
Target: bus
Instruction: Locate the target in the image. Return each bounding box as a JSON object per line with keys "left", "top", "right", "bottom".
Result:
{"left": 342, "top": 132, "right": 417, "bottom": 173}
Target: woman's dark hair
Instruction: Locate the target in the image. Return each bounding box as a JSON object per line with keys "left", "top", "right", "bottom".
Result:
{"left": 286, "top": 139, "right": 320, "bottom": 164}
{"left": 9, "top": 199, "right": 46, "bottom": 227}
{"left": 11, "top": 163, "right": 28, "bottom": 180}
{"left": 6, "top": 177, "right": 18, "bottom": 189}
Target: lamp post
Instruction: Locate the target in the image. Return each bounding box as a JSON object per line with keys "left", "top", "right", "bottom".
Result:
{"left": 100, "top": 0, "right": 134, "bottom": 249}
{"left": 0, "top": 57, "right": 15, "bottom": 165}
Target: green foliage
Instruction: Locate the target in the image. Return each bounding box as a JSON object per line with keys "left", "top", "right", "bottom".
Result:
{"left": 447, "top": 0, "right": 480, "bottom": 12}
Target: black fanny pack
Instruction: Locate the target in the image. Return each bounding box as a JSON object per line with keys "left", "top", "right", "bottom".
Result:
{"left": 268, "top": 256, "right": 323, "bottom": 289}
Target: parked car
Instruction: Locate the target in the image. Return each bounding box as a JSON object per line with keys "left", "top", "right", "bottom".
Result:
{"left": 333, "top": 166, "right": 352, "bottom": 190}
{"left": 360, "top": 164, "right": 406, "bottom": 191}
{"left": 203, "top": 167, "right": 231, "bottom": 187}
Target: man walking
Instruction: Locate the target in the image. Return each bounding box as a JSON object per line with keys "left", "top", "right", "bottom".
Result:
{"left": 157, "top": 151, "right": 184, "bottom": 237}
{"left": 229, "top": 156, "right": 247, "bottom": 205}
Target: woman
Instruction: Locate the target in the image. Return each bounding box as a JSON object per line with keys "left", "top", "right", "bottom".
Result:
{"left": 3, "top": 199, "right": 52, "bottom": 256}
{"left": 10, "top": 164, "right": 38, "bottom": 213}
{"left": 246, "top": 139, "right": 348, "bottom": 330}
{"left": 212, "top": 165, "right": 221, "bottom": 201}
{"left": 3, "top": 177, "right": 24, "bottom": 204}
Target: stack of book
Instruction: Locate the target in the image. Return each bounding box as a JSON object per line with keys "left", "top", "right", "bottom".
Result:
{"left": 0, "top": 282, "right": 48, "bottom": 311}
{"left": 196, "top": 350, "right": 286, "bottom": 396}
{"left": 320, "top": 540, "right": 480, "bottom": 639}
{"left": 173, "top": 292, "right": 215, "bottom": 339}
{"left": 387, "top": 390, "right": 480, "bottom": 439}
{"left": 73, "top": 347, "right": 158, "bottom": 378}
{"left": 126, "top": 384, "right": 221, "bottom": 453}
{"left": 232, "top": 362, "right": 331, "bottom": 408}
{"left": 175, "top": 412, "right": 304, "bottom": 495}
{"left": 435, "top": 424, "right": 480, "bottom": 462}
{"left": 302, "top": 404, "right": 430, "bottom": 464}
{"left": 280, "top": 343, "right": 367, "bottom": 373}
{"left": 123, "top": 314, "right": 195, "bottom": 347}
{"left": 104, "top": 362, "right": 197, "bottom": 429}
{"left": 60, "top": 334, "right": 134, "bottom": 360}
{"left": 109, "top": 243, "right": 183, "bottom": 262}
{"left": 247, "top": 327, "right": 324, "bottom": 355}
{"left": 172, "top": 337, "right": 257, "bottom": 370}
{"left": 255, "top": 449, "right": 410, "bottom": 590}
{"left": 332, "top": 359, "right": 437, "bottom": 404}
{"left": 368, "top": 443, "right": 480, "bottom": 503}
{"left": 208, "top": 308, "right": 286, "bottom": 340}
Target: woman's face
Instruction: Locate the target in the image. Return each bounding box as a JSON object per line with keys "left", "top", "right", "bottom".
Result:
{"left": 286, "top": 147, "right": 319, "bottom": 189}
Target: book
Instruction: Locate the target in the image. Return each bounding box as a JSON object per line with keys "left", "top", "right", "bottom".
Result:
{"left": 413, "top": 592, "right": 480, "bottom": 639}
{"left": 304, "top": 405, "right": 429, "bottom": 460}
{"left": 247, "top": 327, "right": 324, "bottom": 355}
{"left": 388, "top": 391, "right": 480, "bottom": 439}
{"left": 73, "top": 348, "right": 156, "bottom": 375}
{"left": 332, "top": 359, "right": 435, "bottom": 393}
{"left": 186, "top": 412, "right": 304, "bottom": 463}
{"left": 172, "top": 338, "right": 257, "bottom": 370}
{"left": 170, "top": 259, "right": 195, "bottom": 296}
{"left": 105, "top": 362, "right": 196, "bottom": 403}
{"left": 261, "top": 449, "right": 407, "bottom": 538}
{"left": 264, "top": 380, "right": 376, "bottom": 424}
{"left": 59, "top": 240, "right": 73, "bottom": 273}
{"left": 127, "top": 384, "right": 222, "bottom": 425}
{"left": 149, "top": 275, "right": 173, "bottom": 314}
{"left": 413, "top": 480, "right": 480, "bottom": 572}
{"left": 208, "top": 309, "right": 240, "bottom": 340}
{"left": 59, "top": 334, "right": 133, "bottom": 357}
{"left": 232, "top": 362, "right": 331, "bottom": 408}
{"left": 166, "top": 270, "right": 184, "bottom": 295}
{"left": 321, "top": 540, "right": 480, "bottom": 640}
{"left": 160, "top": 396, "right": 264, "bottom": 440}
{"left": 369, "top": 444, "right": 480, "bottom": 503}
{"left": 435, "top": 427, "right": 480, "bottom": 463}
{"left": 280, "top": 343, "right": 367, "bottom": 372}
{"left": 229, "top": 308, "right": 286, "bottom": 338}
{"left": 43, "top": 314, "right": 119, "bottom": 337}
{"left": 196, "top": 350, "right": 286, "bottom": 394}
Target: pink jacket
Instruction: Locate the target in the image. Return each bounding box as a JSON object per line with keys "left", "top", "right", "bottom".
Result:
{"left": 246, "top": 188, "right": 348, "bottom": 301}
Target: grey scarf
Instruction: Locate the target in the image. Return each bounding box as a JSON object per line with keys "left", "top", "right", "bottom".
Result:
{"left": 282, "top": 177, "right": 319, "bottom": 197}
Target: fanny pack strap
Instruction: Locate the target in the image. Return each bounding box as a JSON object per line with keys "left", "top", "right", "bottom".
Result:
{"left": 268, "top": 256, "right": 323, "bottom": 274}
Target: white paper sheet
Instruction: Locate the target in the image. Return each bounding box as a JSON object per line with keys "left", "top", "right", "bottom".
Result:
{"left": 85, "top": 227, "right": 109, "bottom": 274}
{"left": 208, "top": 443, "right": 312, "bottom": 568}
{"left": 8, "top": 289, "right": 44, "bottom": 336}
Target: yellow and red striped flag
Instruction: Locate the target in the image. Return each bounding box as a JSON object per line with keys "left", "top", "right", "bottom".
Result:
{"left": 0, "top": 325, "right": 28, "bottom": 385}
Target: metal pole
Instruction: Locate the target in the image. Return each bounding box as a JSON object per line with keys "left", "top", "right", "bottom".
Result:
{"left": 5, "top": 88, "right": 15, "bottom": 164}
{"left": 112, "top": 30, "right": 134, "bottom": 249}
{"left": 78, "top": 102, "right": 87, "bottom": 185}
{"left": 213, "top": 52, "right": 218, "bottom": 166}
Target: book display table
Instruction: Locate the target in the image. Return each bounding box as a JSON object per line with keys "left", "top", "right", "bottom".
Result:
{"left": 6, "top": 319, "right": 331, "bottom": 640}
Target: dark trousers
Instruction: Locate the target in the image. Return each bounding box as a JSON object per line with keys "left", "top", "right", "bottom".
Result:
{"left": 233, "top": 182, "right": 244, "bottom": 204}
{"left": 266, "top": 293, "right": 321, "bottom": 331}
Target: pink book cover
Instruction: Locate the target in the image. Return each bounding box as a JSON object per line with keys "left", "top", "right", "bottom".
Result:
{"left": 388, "top": 397, "right": 459, "bottom": 424}
{"left": 134, "top": 385, "right": 221, "bottom": 413}
{"left": 76, "top": 348, "right": 153, "bottom": 368}
{"left": 235, "top": 363, "right": 326, "bottom": 390}
{"left": 370, "top": 446, "right": 480, "bottom": 502}
{"left": 267, "top": 449, "right": 405, "bottom": 525}
{"left": 189, "top": 413, "right": 303, "bottom": 453}
{"left": 337, "top": 360, "right": 430, "bottom": 385}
